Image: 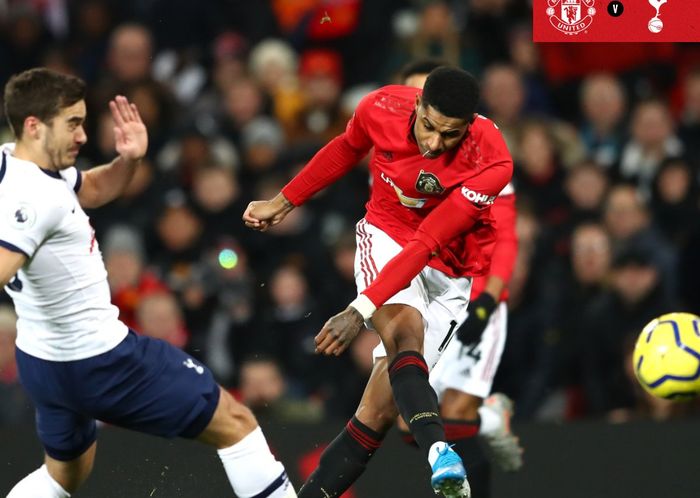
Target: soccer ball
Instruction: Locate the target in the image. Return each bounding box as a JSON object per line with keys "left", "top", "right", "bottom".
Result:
{"left": 632, "top": 312, "right": 700, "bottom": 399}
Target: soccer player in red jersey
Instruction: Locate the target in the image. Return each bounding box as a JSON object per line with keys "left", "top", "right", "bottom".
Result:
{"left": 397, "top": 61, "right": 523, "bottom": 498}
{"left": 244, "top": 66, "right": 513, "bottom": 498}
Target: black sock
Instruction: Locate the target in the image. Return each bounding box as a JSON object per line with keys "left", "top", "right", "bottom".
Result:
{"left": 299, "top": 417, "right": 384, "bottom": 498}
{"left": 445, "top": 418, "right": 492, "bottom": 498}
{"left": 388, "top": 351, "right": 444, "bottom": 455}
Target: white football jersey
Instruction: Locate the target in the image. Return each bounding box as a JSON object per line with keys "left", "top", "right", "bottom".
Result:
{"left": 0, "top": 143, "right": 127, "bottom": 361}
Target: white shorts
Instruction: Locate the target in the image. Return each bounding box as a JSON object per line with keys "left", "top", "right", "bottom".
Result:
{"left": 429, "top": 301, "right": 508, "bottom": 399}
{"left": 354, "top": 219, "right": 472, "bottom": 370}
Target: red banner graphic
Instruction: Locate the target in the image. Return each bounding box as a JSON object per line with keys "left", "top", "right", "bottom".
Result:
{"left": 533, "top": 0, "right": 700, "bottom": 42}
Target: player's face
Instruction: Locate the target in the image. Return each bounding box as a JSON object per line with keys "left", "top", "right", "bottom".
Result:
{"left": 414, "top": 97, "right": 469, "bottom": 159}
{"left": 43, "top": 100, "right": 88, "bottom": 170}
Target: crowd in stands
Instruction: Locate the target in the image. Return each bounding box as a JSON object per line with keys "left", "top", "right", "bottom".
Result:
{"left": 0, "top": 0, "right": 699, "bottom": 426}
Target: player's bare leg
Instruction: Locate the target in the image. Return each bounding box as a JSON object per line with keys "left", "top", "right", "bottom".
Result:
{"left": 196, "top": 387, "right": 296, "bottom": 497}
{"left": 300, "top": 304, "right": 470, "bottom": 498}
{"left": 373, "top": 304, "right": 470, "bottom": 497}
{"left": 7, "top": 443, "right": 95, "bottom": 497}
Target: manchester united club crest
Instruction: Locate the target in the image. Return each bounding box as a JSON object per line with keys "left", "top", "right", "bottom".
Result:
{"left": 415, "top": 170, "right": 444, "bottom": 195}
{"left": 546, "top": 0, "right": 596, "bottom": 35}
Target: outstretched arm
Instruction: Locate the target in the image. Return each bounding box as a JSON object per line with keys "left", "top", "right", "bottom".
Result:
{"left": 243, "top": 91, "right": 373, "bottom": 231}
{"left": 78, "top": 95, "right": 148, "bottom": 209}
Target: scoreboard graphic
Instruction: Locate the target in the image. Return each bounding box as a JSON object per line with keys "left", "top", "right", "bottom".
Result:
{"left": 533, "top": 0, "right": 700, "bottom": 41}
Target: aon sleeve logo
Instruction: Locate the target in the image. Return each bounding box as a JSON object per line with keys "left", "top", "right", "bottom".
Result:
{"left": 461, "top": 186, "right": 496, "bottom": 206}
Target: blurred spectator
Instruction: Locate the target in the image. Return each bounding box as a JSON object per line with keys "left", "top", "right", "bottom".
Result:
{"left": 0, "top": 3, "right": 52, "bottom": 83}
{"left": 105, "top": 23, "right": 153, "bottom": 85}
{"left": 564, "top": 160, "right": 610, "bottom": 225}
{"left": 385, "top": 1, "right": 477, "bottom": 80}
{"left": 248, "top": 38, "right": 304, "bottom": 130}
{"left": 104, "top": 225, "right": 169, "bottom": 330}
{"left": 0, "top": 305, "right": 32, "bottom": 426}
{"left": 507, "top": 24, "right": 552, "bottom": 116}
{"left": 554, "top": 160, "right": 610, "bottom": 254}
{"left": 580, "top": 246, "right": 674, "bottom": 417}
{"left": 480, "top": 63, "right": 526, "bottom": 153}
{"left": 151, "top": 197, "right": 205, "bottom": 301}
{"left": 239, "top": 355, "right": 323, "bottom": 423}
{"left": 191, "top": 164, "right": 248, "bottom": 242}
{"left": 221, "top": 75, "right": 269, "bottom": 144}
{"left": 189, "top": 31, "right": 249, "bottom": 133}
{"left": 135, "top": 292, "right": 189, "bottom": 348}
{"left": 195, "top": 239, "right": 257, "bottom": 384}
{"left": 286, "top": 49, "right": 346, "bottom": 147}
{"left": 157, "top": 127, "right": 238, "bottom": 190}
{"left": 240, "top": 116, "right": 287, "bottom": 190}
{"left": 526, "top": 223, "right": 614, "bottom": 421}
{"left": 464, "top": 0, "right": 530, "bottom": 69}
{"left": 678, "top": 66, "right": 700, "bottom": 163}
{"left": 68, "top": 0, "right": 116, "bottom": 83}
{"left": 255, "top": 262, "right": 339, "bottom": 399}
{"left": 579, "top": 73, "right": 627, "bottom": 169}
{"left": 603, "top": 184, "right": 678, "bottom": 298}
{"left": 650, "top": 157, "right": 700, "bottom": 245}
{"left": 513, "top": 120, "right": 568, "bottom": 228}
{"left": 618, "top": 99, "right": 684, "bottom": 197}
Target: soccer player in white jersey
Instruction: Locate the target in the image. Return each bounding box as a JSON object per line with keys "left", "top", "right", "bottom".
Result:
{"left": 2, "top": 68, "right": 296, "bottom": 498}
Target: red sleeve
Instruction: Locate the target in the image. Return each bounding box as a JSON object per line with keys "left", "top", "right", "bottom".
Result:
{"left": 489, "top": 192, "right": 518, "bottom": 285}
{"left": 281, "top": 96, "right": 373, "bottom": 206}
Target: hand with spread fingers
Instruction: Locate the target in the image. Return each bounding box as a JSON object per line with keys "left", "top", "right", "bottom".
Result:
{"left": 109, "top": 95, "right": 147, "bottom": 162}
{"left": 314, "top": 307, "right": 365, "bottom": 356}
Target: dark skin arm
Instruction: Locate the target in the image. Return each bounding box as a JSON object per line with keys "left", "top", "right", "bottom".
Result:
{"left": 314, "top": 307, "right": 365, "bottom": 356}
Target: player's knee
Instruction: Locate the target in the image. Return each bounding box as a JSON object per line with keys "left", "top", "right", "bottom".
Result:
{"left": 355, "top": 403, "right": 396, "bottom": 432}
{"left": 223, "top": 394, "right": 258, "bottom": 432}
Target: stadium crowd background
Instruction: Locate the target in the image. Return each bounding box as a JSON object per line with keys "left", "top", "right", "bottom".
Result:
{"left": 0, "top": 0, "right": 699, "bottom": 429}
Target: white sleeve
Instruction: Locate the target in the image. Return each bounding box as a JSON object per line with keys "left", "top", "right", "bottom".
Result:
{"left": 0, "top": 192, "right": 65, "bottom": 257}
{"left": 59, "top": 167, "right": 82, "bottom": 193}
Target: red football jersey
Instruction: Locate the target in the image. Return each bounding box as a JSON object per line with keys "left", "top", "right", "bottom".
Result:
{"left": 283, "top": 85, "right": 513, "bottom": 279}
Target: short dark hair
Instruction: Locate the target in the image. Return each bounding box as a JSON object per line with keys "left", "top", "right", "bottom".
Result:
{"left": 399, "top": 58, "right": 447, "bottom": 83}
{"left": 422, "top": 66, "right": 480, "bottom": 119}
{"left": 4, "top": 68, "right": 86, "bottom": 139}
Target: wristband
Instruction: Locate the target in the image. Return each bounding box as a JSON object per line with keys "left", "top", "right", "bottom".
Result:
{"left": 349, "top": 294, "right": 377, "bottom": 320}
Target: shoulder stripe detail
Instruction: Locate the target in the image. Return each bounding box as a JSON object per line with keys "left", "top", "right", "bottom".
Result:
{"left": 0, "top": 153, "right": 6, "bottom": 183}
{"left": 74, "top": 170, "right": 82, "bottom": 193}
{"left": 0, "top": 240, "right": 29, "bottom": 258}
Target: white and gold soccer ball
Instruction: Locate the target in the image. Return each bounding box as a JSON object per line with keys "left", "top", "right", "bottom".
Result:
{"left": 633, "top": 312, "right": 700, "bottom": 399}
